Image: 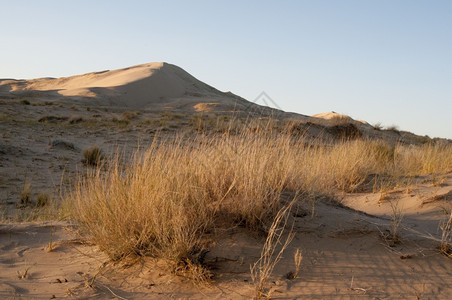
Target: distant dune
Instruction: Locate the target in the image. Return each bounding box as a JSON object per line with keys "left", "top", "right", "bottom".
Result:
{"left": 0, "top": 62, "right": 252, "bottom": 112}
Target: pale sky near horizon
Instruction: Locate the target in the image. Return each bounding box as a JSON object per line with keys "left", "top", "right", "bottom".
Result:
{"left": 1, "top": 0, "right": 451, "bottom": 138}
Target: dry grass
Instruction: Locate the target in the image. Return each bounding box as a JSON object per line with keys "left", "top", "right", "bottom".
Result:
{"left": 20, "top": 182, "right": 31, "bottom": 206}
{"left": 82, "top": 146, "right": 104, "bottom": 166}
{"left": 395, "top": 142, "right": 452, "bottom": 175}
{"left": 36, "top": 193, "right": 49, "bottom": 207}
{"left": 250, "top": 199, "right": 296, "bottom": 299}
{"left": 440, "top": 212, "right": 452, "bottom": 257}
{"left": 388, "top": 200, "right": 404, "bottom": 244}
{"left": 68, "top": 122, "right": 452, "bottom": 279}
{"left": 286, "top": 248, "right": 303, "bottom": 280}
{"left": 70, "top": 133, "right": 298, "bottom": 263}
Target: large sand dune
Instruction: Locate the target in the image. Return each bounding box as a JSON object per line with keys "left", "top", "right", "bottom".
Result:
{"left": 0, "top": 62, "right": 251, "bottom": 111}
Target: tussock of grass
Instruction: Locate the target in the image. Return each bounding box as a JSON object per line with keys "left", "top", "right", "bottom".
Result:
{"left": 36, "top": 193, "right": 49, "bottom": 207}
{"left": 83, "top": 146, "right": 104, "bottom": 166}
{"left": 71, "top": 133, "right": 297, "bottom": 262}
{"left": 20, "top": 183, "right": 32, "bottom": 206}
{"left": 68, "top": 123, "right": 452, "bottom": 275}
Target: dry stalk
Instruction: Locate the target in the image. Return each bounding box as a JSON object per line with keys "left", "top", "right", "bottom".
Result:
{"left": 440, "top": 212, "right": 452, "bottom": 257}
{"left": 286, "top": 248, "right": 303, "bottom": 280}
{"left": 293, "top": 248, "right": 303, "bottom": 278}
{"left": 389, "top": 200, "right": 404, "bottom": 244}
{"left": 250, "top": 199, "right": 296, "bottom": 299}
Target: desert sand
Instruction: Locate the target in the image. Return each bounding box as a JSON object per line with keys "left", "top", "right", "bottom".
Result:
{"left": 0, "top": 63, "right": 451, "bottom": 299}
{"left": 1, "top": 178, "right": 451, "bottom": 299}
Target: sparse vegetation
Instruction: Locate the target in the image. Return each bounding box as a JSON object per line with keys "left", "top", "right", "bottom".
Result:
{"left": 83, "top": 146, "right": 104, "bottom": 166}
{"left": 111, "top": 117, "right": 129, "bottom": 126}
{"left": 38, "top": 115, "right": 69, "bottom": 123}
{"left": 440, "top": 212, "right": 452, "bottom": 258}
{"left": 20, "top": 183, "right": 31, "bottom": 206}
{"left": 373, "top": 122, "right": 383, "bottom": 131}
{"left": 47, "top": 225, "right": 55, "bottom": 252}
{"left": 251, "top": 201, "right": 295, "bottom": 299}
{"left": 121, "top": 111, "right": 139, "bottom": 121}
{"left": 36, "top": 193, "right": 49, "bottom": 207}
{"left": 286, "top": 248, "right": 303, "bottom": 280}
{"left": 388, "top": 200, "right": 404, "bottom": 244}
{"left": 17, "top": 266, "right": 31, "bottom": 279}
{"left": 326, "top": 122, "right": 362, "bottom": 140}
{"left": 385, "top": 125, "right": 400, "bottom": 134}
{"left": 50, "top": 139, "right": 77, "bottom": 151}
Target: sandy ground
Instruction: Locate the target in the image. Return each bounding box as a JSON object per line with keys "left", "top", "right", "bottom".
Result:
{"left": 1, "top": 178, "right": 451, "bottom": 299}
{"left": 1, "top": 63, "right": 451, "bottom": 299}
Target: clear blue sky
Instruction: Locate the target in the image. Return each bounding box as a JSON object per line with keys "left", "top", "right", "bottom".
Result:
{"left": 1, "top": 0, "right": 451, "bottom": 138}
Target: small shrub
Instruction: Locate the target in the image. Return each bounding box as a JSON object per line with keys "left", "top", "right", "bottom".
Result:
{"left": 326, "top": 123, "right": 361, "bottom": 140}
{"left": 373, "top": 122, "right": 383, "bottom": 131}
{"left": 20, "top": 183, "right": 31, "bottom": 205}
{"left": 50, "top": 139, "right": 77, "bottom": 151}
{"left": 20, "top": 99, "right": 30, "bottom": 105}
{"left": 389, "top": 200, "right": 404, "bottom": 245}
{"left": 83, "top": 146, "right": 104, "bottom": 166}
{"left": 36, "top": 193, "right": 49, "bottom": 207}
{"left": 121, "top": 111, "right": 139, "bottom": 121}
{"left": 160, "top": 111, "right": 177, "bottom": 120}
{"left": 328, "top": 114, "right": 353, "bottom": 126}
{"left": 385, "top": 125, "right": 400, "bottom": 134}
{"left": 112, "top": 118, "right": 129, "bottom": 126}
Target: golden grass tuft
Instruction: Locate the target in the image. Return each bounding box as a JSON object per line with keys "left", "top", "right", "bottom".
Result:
{"left": 83, "top": 146, "right": 104, "bottom": 166}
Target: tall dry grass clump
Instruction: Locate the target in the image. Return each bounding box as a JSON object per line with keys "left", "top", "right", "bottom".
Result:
{"left": 70, "top": 131, "right": 300, "bottom": 264}
{"left": 291, "top": 139, "right": 396, "bottom": 194}
{"left": 72, "top": 140, "right": 214, "bottom": 261}
{"left": 394, "top": 142, "right": 452, "bottom": 175}
{"left": 69, "top": 121, "right": 452, "bottom": 273}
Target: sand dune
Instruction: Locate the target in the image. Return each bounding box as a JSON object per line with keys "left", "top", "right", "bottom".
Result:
{"left": 0, "top": 62, "right": 249, "bottom": 111}
{"left": 312, "top": 111, "right": 372, "bottom": 126}
{"left": 312, "top": 111, "right": 349, "bottom": 120}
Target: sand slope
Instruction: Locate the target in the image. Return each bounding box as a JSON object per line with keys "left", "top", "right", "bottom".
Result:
{"left": 0, "top": 63, "right": 250, "bottom": 111}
